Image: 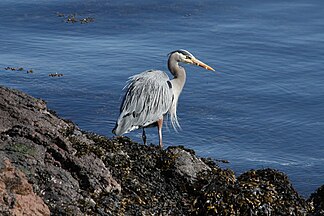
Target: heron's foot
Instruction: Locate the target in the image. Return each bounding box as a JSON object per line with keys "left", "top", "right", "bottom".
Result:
{"left": 142, "top": 128, "right": 147, "bottom": 145}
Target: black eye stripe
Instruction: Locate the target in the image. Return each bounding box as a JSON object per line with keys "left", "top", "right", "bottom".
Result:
{"left": 168, "top": 49, "right": 194, "bottom": 59}
{"left": 179, "top": 50, "right": 190, "bottom": 56}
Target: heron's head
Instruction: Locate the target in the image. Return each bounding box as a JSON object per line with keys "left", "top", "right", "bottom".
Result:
{"left": 168, "top": 49, "right": 215, "bottom": 71}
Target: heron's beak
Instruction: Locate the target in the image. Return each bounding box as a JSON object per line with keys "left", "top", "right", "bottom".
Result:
{"left": 192, "top": 58, "right": 215, "bottom": 72}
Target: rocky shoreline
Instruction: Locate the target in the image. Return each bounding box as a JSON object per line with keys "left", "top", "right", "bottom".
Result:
{"left": 0, "top": 86, "right": 323, "bottom": 215}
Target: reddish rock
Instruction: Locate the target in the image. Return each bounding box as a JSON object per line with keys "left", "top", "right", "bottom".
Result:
{"left": 0, "top": 159, "right": 50, "bottom": 216}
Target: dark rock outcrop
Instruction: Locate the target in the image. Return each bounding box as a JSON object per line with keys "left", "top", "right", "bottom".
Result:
{"left": 0, "top": 86, "right": 120, "bottom": 215}
{"left": 309, "top": 185, "right": 324, "bottom": 216}
{"left": 0, "top": 86, "right": 323, "bottom": 215}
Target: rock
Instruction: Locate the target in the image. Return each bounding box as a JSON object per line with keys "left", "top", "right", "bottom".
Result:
{"left": 0, "top": 159, "right": 50, "bottom": 216}
{"left": 0, "top": 86, "right": 120, "bottom": 215}
{"left": 193, "top": 168, "right": 311, "bottom": 215}
{"left": 0, "top": 85, "right": 322, "bottom": 215}
{"left": 309, "top": 185, "right": 324, "bottom": 215}
{"left": 162, "top": 146, "right": 211, "bottom": 183}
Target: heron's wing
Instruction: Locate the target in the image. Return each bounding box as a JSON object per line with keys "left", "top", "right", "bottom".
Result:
{"left": 113, "top": 70, "right": 173, "bottom": 135}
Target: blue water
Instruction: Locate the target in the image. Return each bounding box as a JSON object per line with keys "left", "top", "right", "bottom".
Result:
{"left": 1, "top": 0, "right": 323, "bottom": 197}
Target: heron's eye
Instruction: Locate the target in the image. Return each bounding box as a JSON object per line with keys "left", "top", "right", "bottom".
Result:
{"left": 186, "top": 56, "right": 192, "bottom": 60}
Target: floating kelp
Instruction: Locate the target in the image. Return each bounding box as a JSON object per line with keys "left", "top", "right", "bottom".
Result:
{"left": 4, "top": 67, "right": 24, "bottom": 71}
{"left": 4, "top": 67, "right": 33, "bottom": 74}
{"left": 56, "top": 12, "right": 95, "bottom": 24}
{"left": 48, "top": 73, "right": 64, "bottom": 77}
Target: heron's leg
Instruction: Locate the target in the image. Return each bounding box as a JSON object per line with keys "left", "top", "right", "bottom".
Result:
{"left": 142, "top": 128, "right": 147, "bottom": 145}
{"left": 157, "top": 117, "right": 163, "bottom": 148}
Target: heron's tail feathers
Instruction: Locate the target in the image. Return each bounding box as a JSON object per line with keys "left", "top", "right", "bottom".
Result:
{"left": 112, "top": 124, "right": 119, "bottom": 135}
{"left": 112, "top": 124, "right": 118, "bottom": 135}
{"left": 112, "top": 115, "right": 140, "bottom": 136}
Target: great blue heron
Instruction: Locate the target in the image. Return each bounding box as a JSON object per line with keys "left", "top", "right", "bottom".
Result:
{"left": 112, "top": 49, "right": 215, "bottom": 148}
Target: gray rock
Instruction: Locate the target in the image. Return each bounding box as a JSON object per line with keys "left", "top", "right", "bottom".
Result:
{"left": 166, "top": 147, "right": 211, "bottom": 183}
{"left": 0, "top": 86, "right": 120, "bottom": 215}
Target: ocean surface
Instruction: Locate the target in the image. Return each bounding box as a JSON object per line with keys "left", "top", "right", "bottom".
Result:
{"left": 1, "top": 0, "right": 323, "bottom": 197}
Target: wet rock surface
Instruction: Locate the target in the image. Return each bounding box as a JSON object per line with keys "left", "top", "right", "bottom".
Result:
{"left": 0, "top": 86, "right": 323, "bottom": 215}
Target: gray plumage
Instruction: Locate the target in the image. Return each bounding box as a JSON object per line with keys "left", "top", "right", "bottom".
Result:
{"left": 112, "top": 49, "right": 215, "bottom": 147}
{"left": 113, "top": 70, "right": 176, "bottom": 135}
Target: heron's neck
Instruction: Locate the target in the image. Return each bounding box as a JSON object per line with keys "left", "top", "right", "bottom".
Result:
{"left": 168, "top": 57, "right": 186, "bottom": 93}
